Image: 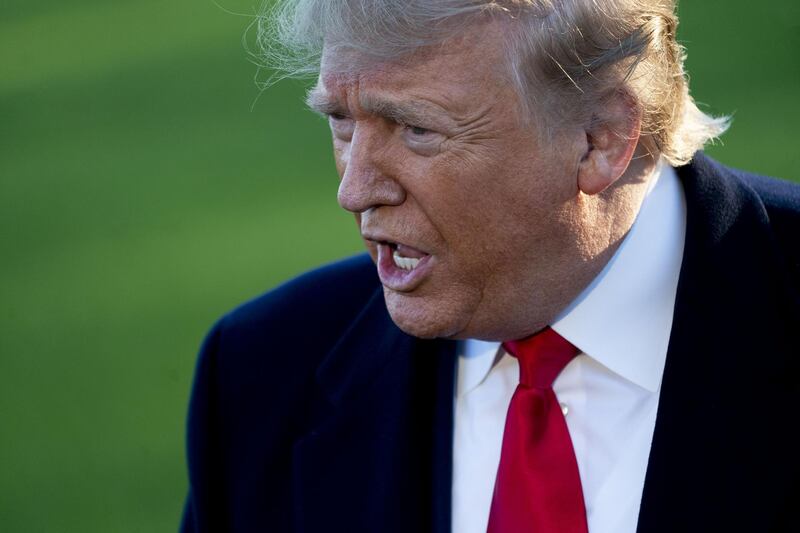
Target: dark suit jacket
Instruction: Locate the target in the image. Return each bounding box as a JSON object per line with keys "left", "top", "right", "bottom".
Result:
{"left": 181, "top": 153, "right": 800, "bottom": 532}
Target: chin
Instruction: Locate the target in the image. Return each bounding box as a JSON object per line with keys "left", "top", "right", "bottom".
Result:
{"left": 382, "top": 289, "right": 469, "bottom": 339}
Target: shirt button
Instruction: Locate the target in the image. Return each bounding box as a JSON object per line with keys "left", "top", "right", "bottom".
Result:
{"left": 560, "top": 403, "right": 569, "bottom": 416}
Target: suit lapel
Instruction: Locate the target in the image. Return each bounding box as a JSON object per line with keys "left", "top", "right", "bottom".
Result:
{"left": 636, "top": 154, "right": 797, "bottom": 532}
{"left": 292, "top": 287, "right": 457, "bottom": 533}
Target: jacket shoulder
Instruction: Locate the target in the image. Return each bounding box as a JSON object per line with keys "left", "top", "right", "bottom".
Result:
{"left": 689, "top": 152, "right": 800, "bottom": 213}
{"left": 191, "top": 252, "right": 381, "bottom": 438}
{"left": 218, "top": 253, "right": 378, "bottom": 343}
{"left": 733, "top": 166, "right": 800, "bottom": 277}
{"left": 204, "top": 253, "right": 380, "bottom": 386}
{"left": 731, "top": 165, "right": 800, "bottom": 222}
{"left": 202, "top": 250, "right": 380, "bottom": 417}
{"left": 688, "top": 153, "right": 800, "bottom": 275}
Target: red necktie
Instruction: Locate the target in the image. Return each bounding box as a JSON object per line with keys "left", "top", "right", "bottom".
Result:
{"left": 486, "top": 327, "right": 588, "bottom": 533}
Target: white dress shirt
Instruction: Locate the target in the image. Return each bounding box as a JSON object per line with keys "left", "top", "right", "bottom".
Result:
{"left": 451, "top": 161, "right": 687, "bottom": 533}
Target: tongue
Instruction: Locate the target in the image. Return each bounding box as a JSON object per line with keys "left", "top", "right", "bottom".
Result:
{"left": 395, "top": 243, "right": 427, "bottom": 259}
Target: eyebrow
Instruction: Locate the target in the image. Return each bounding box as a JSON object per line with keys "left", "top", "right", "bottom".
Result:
{"left": 306, "top": 86, "right": 448, "bottom": 127}
{"left": 306, "top": 87, "right": 343, "bottom": 116}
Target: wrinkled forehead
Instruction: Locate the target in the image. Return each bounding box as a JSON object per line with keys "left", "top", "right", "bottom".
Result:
{"left": 316, "top": 21, "right": 512, "bottom": 100}
{"left": 317, "top": 48, "right": 395, "bottom": 93}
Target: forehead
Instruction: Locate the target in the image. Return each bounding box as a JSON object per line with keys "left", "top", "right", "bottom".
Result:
{"left": 315, "top": 21, "right": 511, "bottom": 112}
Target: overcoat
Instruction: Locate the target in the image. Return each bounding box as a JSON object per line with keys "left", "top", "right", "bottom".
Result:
{"left": 181, "top": 153, "right": 800, "bottom": 532}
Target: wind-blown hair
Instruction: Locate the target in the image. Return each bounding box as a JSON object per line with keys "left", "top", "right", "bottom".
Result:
{"left": 257, "top": 0, "right": 729, "bottom": 165}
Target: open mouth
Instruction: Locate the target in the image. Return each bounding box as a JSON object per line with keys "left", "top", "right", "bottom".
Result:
{"left": 388, "top": 242, "right": 427, "bottom": 271}
{"left": 374, "top": 240, "right": 433, "bottom": 291}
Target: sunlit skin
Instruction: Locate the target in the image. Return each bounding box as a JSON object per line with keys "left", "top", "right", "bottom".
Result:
{"left": 309, "top": 20, "right": 655, "bottom": 341}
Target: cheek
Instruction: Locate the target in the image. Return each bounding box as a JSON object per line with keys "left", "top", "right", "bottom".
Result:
{"left": 332, "top": 140, "right": 347, "bottom": 176}
{"left": 427, "top": 176, "right": 518, "bottom": 258}
{"left": 426, "top": 173, "right": 565, "bottom": 301}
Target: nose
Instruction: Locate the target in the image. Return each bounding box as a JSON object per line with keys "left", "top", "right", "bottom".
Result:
{"left": 337, "top": 123, "right": 405, "bottom": 213}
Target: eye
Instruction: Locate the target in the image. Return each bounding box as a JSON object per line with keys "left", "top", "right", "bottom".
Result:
{"left": 401, "top": 124, "right": 444, "bottom": 156}
{"left": 328, "top": 113, "right": 354, "bottom": 140}
{"left": 402, "top": 123, "right": 441, "bottom": 142}
{"left": 408, "top": 125, "right": 430, "bottom": 136}
{"left": 403, "top": 124, "right": 440, "bottom": 142}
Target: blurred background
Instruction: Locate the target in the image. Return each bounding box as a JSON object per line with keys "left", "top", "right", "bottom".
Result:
{"left": 0, "top": 1, "right": 797, "bottom": 531}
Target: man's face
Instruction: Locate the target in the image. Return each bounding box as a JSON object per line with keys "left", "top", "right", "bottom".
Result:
{"left": 312, "top": 23, "right": 595, "bottom": 341}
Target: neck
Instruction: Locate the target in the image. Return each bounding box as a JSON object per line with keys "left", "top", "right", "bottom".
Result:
{"left": 533, "top": 151, "right": 660, "bottom": 334}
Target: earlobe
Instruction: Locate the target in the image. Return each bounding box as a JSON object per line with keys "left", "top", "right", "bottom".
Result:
{"left": 577, "top": 94, "right": 642, "bottom": 195}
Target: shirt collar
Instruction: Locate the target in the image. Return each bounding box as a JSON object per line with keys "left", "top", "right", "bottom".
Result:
{"left": 457, "top": 160, "right": 686, "bottom": 396}
{"left": 456, "top": 339, "right": 503, "bottom": 397}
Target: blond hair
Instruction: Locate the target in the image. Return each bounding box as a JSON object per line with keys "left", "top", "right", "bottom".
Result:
{"left": 258, "top": 0, "right": 729, "bottom": 164}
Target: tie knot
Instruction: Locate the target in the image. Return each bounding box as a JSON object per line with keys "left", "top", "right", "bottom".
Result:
{"left": 502, "top": 327, "right": 579, "bottom": 388}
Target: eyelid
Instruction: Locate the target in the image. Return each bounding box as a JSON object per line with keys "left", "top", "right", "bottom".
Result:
{"left": 327, "top": 113, "right": 355, "bottom": 141}
{"left": 403, "top": 129, "right": 444, "bottom": 156}
{"left": 407, "top": 125, "right": 432, "bottom": 134}
{"left": 402, "top": 126, "right": 444, "bottom": 156}
{"left": 327, "top": 112, "right": 351, "bottom": 120}
{"left": 402, "top": 122, "right": 441, "bottom": 138}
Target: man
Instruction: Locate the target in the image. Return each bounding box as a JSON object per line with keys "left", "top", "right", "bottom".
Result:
{"left": 181, "top": 1, "right": 799, "bottom": 532}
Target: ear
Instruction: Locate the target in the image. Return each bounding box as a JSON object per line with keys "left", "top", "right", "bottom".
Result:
{"left": 577, "top": 91, "right": 642, "bottom": 195}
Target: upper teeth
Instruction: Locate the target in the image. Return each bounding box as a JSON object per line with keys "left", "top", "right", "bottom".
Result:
{"left": 393, "top": 251, "right": 420, "bottom": 271}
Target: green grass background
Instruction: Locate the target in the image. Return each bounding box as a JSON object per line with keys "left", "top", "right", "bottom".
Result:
{"left": 0, "top": 1, "right": 797, "bottom": 531}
